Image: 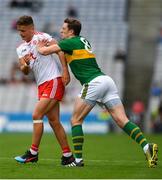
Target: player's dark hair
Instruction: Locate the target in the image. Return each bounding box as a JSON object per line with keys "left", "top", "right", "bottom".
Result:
{"left": 64, "top": 18, "right": 81, "bottom": 36}
{"left": 17, "top": 15, "right": 34, "bottom": 26}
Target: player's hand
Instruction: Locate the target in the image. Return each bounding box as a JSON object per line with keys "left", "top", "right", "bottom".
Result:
{"left": 62, "top": 69, "right": 70, "bottom": 86}
{"left": 37, "top": 39, "right": 48, "bottom": 48}
{"left": 23, "top": 54, "right": 32, "bottom": 65}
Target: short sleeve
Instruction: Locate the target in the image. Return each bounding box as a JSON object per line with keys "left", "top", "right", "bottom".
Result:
{"left": 42, "top": 32, "right": 53, "bottom": 42}
{"left": 58, "top": 39, "right": 72, "bottom": 54}
{"left": 38, "top": 32, "right": 53, "bottom": 42}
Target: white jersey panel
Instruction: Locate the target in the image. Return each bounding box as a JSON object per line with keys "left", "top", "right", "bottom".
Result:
{"left": 16, "top": 32, "right": 61, "bottom": 85}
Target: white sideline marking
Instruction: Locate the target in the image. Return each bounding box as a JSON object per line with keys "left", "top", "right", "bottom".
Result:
{"left": 0, "top": 157, "right": 142, "bottom": 163}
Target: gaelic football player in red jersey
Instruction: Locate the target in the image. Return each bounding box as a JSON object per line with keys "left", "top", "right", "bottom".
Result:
{"left": 14, "top": 15, "right": 75, "bottom": 166}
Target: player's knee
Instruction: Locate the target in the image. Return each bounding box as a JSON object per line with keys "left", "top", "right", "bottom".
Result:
{"left": 32, "top": 112, "right": 43, "bottom": 120}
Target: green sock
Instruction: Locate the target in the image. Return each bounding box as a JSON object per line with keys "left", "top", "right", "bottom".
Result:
{"left": 72, "top": 125, "right": 84, "bottom": 159}
{"left": 123, "top": 121, "right": 148, "bottom": 148}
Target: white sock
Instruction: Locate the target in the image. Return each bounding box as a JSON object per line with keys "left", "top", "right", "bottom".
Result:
{"left": 30, "top": 148, "right": 38, "bottom": 155}
{"left": 75, "top": 158, "right": 83, "bottom": 163}
{"left": 143, "top": 144, "right": 149, "bottom": 153}
{"left": 63, "top": 152, "right": 72, "bottom": 157}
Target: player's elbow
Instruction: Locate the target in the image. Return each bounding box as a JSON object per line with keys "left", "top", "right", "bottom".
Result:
{"left": 20, "top": 66, "right": 29, "bottom": 75}
{"left": 23, "top": 71, "right": 29, "bottom": 75}
{"left": 22, "top": 69, "right": 29, "bottom": 75}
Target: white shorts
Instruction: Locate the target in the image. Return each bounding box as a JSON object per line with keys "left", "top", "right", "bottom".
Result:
{"left": 78, "top": 75, "right": 122, "bottom": 108}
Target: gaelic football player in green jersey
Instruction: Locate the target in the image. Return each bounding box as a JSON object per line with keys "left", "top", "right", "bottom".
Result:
{"left": 37, "top": 18, "right": 158, "bottom": 168}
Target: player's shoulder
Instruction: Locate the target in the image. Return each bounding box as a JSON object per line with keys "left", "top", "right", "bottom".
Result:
{"left": 34, "top": 31, "right": 51, "bottom": 39}
{"left": 34, "top": 31, "right": 45, "bottom": 36}
{"left": 16, "top": 41, "right": 26, "bottom": 50}
{"left": 59, "top": 36, "right": 77, "bottom": 45}
{"left": 80, "top": 36, "right": 89, "bottom": 42}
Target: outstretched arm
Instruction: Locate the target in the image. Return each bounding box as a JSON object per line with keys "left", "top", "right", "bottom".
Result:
{"left": 37, "top": 39, "right": 61, "bottom": 55}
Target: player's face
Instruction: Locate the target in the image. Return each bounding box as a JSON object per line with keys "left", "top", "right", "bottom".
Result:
{"left": 60, "top": 23, "right": 73, "bottom": 39}
{"left": 17, "top": 25, "right": 34, "bottom": 42}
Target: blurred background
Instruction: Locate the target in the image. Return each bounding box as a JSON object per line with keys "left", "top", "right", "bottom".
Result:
{"left": 0, "top": 0, "right": 162, "bottom": 134}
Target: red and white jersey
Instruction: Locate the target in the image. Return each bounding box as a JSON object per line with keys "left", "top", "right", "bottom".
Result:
{"left": 16, "top": 32, "right": 61, "bottom": 85}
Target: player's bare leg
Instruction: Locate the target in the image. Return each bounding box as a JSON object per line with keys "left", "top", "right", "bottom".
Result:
{"left": 31, "top": 98, "right": 58, "bottom": 147}
{"left": 106, "top": 103, "right": 158, "bottom": 168}
{"left": 71, "top": 97, "right": 94, "bottom": 166}
{"left": 105, "top": 104, "right": 128, "bottom": 128}
{"left": 46, "top": 102, "right": 69, "bottom": 148}
{"left": 46, "top": 102, "right": 75, "bottom": 166}
{"left": 14, "top": 98, "right": 57, "bottom": 163}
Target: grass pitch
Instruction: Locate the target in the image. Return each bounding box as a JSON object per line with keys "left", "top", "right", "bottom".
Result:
{"left": 0, "top": 133, "right": 161, "bottom": 179}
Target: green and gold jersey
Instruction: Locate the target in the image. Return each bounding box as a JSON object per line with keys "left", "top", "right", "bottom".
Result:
{"left": 58, "top": 36, "right": 104, "bottom": 85}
